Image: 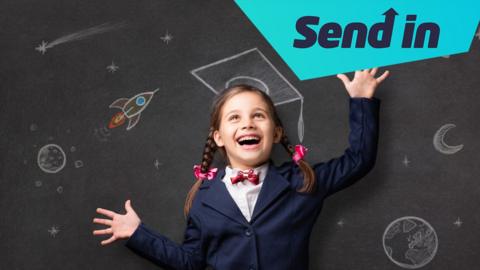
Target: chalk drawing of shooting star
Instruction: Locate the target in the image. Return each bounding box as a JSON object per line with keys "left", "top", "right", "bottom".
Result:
{"left": 108, "top": 88, "right": 159, "bottom": 130}
{"left": 35, "top": 21, "right": 127, "bottom": 54}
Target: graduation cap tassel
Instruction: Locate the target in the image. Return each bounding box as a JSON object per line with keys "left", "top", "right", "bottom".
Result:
{"left": 297, "top": 98, "right": 304, "bottom": 143}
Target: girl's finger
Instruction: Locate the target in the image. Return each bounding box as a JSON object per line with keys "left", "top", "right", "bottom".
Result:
{"left": 93, "top": 218, "right": 112, "bottom": 226}
{"left": 96, "top": 208, "right": 116, "bottom": 218}
{"left": 125, "top": 199, "right": 133, "bottom": 213}
{"left": 93, "top": 228, "right": 113, "bottom": 235}
{"left": 101, "top": 235, "right": 116, "bottom": 246}
{"left": 370, "top": 67, "right": 378, "bottom": 76}
{"left": 363, "top": 68, "right": 370, "bottom": 73}
{"left": 375, "top": 70, "right": 390, "bottom": 83}
{"left": 336, "top": 74, "right": 350, "bottom": 85}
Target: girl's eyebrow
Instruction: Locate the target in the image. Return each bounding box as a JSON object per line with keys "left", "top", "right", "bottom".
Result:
{"left": 225, "top": 107, "right": 268, "bottom": 116}
{"left": 225, "top": 109, "right": 240, "bottom": 117}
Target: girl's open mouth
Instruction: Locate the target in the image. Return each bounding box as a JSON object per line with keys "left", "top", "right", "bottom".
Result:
{"left": 237, "top": 135, "right": 261, "bottom": 150}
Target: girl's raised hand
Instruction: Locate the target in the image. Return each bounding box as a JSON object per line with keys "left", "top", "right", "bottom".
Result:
{"left": 92, "top": 199, "right": 141, "bottom": 245}
{"left": 336, "top": 68, "right": 389, "bottom": 98}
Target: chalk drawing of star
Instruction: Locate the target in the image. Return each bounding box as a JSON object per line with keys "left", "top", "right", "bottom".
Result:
{"left": 154, "top": 159, "right": 163, "bottom": 170}
{"left": 48, "top": 226, "right": 60, "bottom": 237}
{"left": 453, "top": 217, "right": 463, "bottom": 227}
{"left": 106, "top": 61, "right": 119, "bottom": 73}
{"left": 160, "top": 30, "right": 173, "bottom": 44}
{"left": 35, "top": 41, "right": 48, "bottom": 54}
{"left": 402, "top": 155, "right": 411, "bottom": 167}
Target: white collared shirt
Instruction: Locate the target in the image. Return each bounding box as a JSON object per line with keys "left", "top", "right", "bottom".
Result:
{"left": 221, "top": 162, "right": 269, "bottom": 222}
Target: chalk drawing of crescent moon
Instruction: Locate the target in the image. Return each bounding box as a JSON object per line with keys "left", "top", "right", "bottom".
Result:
{"left": 433, "top": 123, "right": 463, "bottom": 155}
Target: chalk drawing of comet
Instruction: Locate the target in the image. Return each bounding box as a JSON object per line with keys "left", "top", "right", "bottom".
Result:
{"left": 35, "top": 22, "right": 126, "bottom": 54}
{"left": 108, "top": 88, "right": 159, "bottom": 130}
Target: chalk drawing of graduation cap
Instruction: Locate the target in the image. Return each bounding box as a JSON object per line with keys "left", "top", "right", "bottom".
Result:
{"left": 191, "top": 48, "right": 305, "bottom": 142}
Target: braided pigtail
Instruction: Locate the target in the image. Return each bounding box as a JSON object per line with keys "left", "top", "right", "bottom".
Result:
{"left": 280, "top": 132, "right": 316, "bottom": 193}
{"left": 184, "top": 127, "right": 218, "bottom": 219}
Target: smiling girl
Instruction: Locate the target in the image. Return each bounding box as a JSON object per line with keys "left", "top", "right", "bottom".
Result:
{"left": 93, "top": 68, "right": 389, "bottom": 270}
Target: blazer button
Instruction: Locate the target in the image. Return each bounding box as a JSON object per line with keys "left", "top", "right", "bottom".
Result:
{"left": 248, "top": 264, "right": 255, "bottom": 270}
{"left": 244, "top": 228, "right": 252, "bottom": 237}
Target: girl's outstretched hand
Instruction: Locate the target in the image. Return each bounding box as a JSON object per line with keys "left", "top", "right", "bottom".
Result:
{"left": 92, "top": 199, "right": 141, "bottom": 246}
{"left": 337, "top": 68, "right": 389, "bottom": 98}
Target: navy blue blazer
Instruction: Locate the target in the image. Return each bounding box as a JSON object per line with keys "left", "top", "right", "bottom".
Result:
{"left": 125, "top": 97, "right": 381, "bottom": 270}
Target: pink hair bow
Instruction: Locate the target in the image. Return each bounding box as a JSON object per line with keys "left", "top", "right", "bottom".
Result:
{"left": 193, "top": 165, "right": 218, "bottom": 180}
{"left": 292, "top": 144, "right": 308, "bottom": 164}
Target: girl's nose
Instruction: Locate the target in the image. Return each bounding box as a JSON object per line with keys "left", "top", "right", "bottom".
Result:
{"left": 241, "top": 118, "right": 256, "bottom": 130}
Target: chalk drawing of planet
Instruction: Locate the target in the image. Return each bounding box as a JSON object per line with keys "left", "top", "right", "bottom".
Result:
{"left": 37, "top": 144, "right": 66, "bottom": 173}
{"left": 383, "top": 216, "right": 438, "bottom": 269}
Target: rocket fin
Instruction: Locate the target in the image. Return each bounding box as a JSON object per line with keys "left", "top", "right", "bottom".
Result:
{"left": 126, "top": 114, "right": 141, "bottom": 130}
{"left": 109, "top": 98, "right": 129, "bottom": 109}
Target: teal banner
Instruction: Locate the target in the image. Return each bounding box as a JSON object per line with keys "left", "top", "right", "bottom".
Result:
{"left": 235, "top": 0, "right": 479, "bottom": 80}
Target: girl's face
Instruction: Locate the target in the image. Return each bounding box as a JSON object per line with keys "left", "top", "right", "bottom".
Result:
{"left": 213, "top": 91, "right": 283, "bottom": 170}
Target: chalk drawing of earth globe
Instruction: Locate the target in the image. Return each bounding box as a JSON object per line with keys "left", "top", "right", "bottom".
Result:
{"left": 37, "top": 144, "right": 66, "bottom": 173}
{"left": 383, "top": 216, "right": 438, "bottom": 269}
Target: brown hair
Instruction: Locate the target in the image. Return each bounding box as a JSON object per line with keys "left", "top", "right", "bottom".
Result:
{"left": 184, "top": 84, "right": 315, "bottom": 218}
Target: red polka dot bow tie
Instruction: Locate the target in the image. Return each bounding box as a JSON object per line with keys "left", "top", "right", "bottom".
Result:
{"left": 230, "top": 169, "right": 260, "bottom": 185}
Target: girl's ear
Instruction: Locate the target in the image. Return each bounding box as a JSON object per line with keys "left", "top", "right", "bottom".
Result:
{"left": 273, "top": 126, "right": 283, "bottom": 143}
{"left": 213, "top": 130, "right": 224, "bottom": 147}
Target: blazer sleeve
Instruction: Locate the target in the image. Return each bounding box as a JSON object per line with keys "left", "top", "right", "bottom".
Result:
{"left": 314, "top": 97, "right": 380, "bottom": 198}
{"left": 125, "top": 213, "right": 206, "bottom": 270}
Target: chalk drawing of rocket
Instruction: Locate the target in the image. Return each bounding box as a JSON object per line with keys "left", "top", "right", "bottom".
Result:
{"left": 108, "top": 88, "right": 159, "bottom": 130}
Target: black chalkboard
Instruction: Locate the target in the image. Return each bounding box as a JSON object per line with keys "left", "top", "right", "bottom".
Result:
{"left": 1, "top": 0, "right": 479, "bottom": 269}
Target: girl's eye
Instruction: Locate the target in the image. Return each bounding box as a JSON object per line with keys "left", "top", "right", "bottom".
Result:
{"left": 254, "top": 113, "right": 265, "bottom": 118}
{"left": 229, "top": 115, "right": 239, "bottom": 121}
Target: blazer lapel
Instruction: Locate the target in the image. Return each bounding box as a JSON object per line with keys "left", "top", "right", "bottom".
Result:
{"left": 201, "top": 167, "right": 250, "bottom": 226}
{"left": 250, "top": 161, "right": 290, "bottom": 222}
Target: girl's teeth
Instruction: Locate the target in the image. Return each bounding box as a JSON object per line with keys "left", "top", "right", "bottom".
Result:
{"left": 239, "top": 136, "right": 259, "bottom": 141}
